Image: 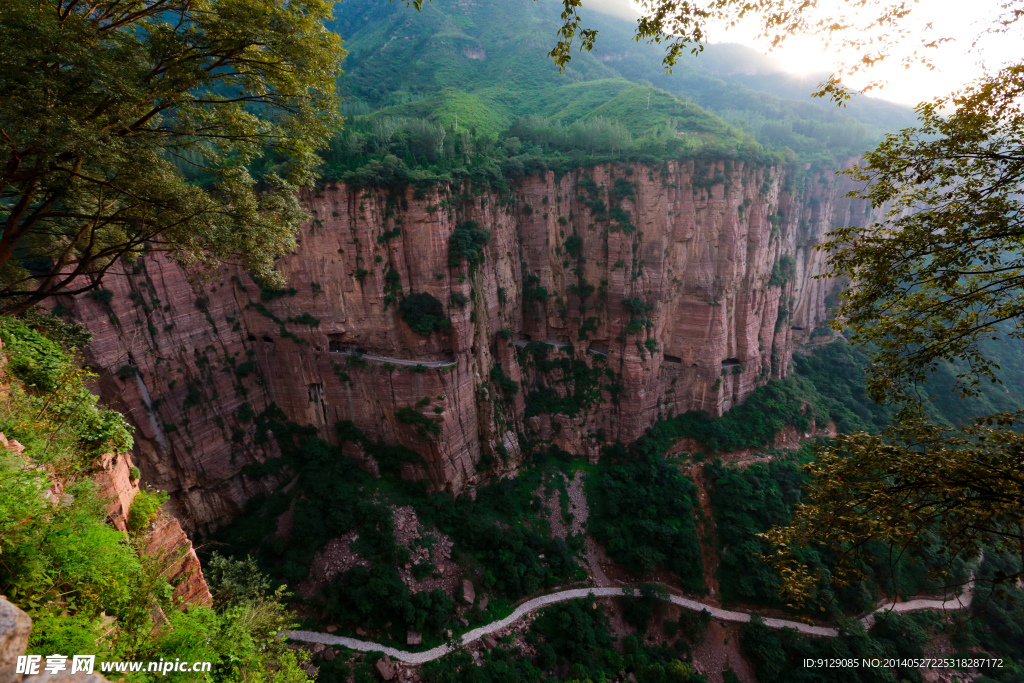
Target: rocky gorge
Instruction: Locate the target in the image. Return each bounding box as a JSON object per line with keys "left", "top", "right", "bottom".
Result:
{"left": 59, "top": 158, "right": 873, "bottom": 533}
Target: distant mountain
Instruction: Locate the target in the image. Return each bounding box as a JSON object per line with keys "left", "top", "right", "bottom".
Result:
{"left": 327, "top": 0, "right": 917, "bottom": 163}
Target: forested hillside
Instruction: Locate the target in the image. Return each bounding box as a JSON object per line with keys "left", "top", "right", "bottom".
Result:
{"left": 328, "top": 0, "right": 913, "bottom": 160}
{"left": 310, "top": 0, "right": 917, "bottom": 191}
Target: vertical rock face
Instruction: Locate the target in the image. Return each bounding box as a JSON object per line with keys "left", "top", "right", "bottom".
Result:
{"left": 144, "top": 515, "right": 214, "bottom": 606}
{"left": 94, "top": 451, "right": 139, "bottom": 533}
{"left": 64, "top": 159, "right": 872, "bottom": 531}
{"left": 92, "top": 451, "right": 213, "bottom": 605}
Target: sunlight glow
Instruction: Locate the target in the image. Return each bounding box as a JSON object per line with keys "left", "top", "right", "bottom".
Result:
{"left": 588, "top": 0, "right": 1024, "bottom": 106}
{"left": 717, "top": 0, "right": 1024, "bottom": 105}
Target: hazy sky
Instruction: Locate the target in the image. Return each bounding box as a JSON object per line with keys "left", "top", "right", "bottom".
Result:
{"left": 586, "top": 0, "right": 1023, "bottom": 106}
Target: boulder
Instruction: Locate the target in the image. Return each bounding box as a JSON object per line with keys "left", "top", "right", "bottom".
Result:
{"left": 375, "top": 655, "right": 396, "bottom": 681}
{"left": 407, "top": 631, "right": 422, "bottom": 646}
{"left": 0, "top": 434, "right": 25, "bottom": 457}
{"left": 461, "top": 579, "right": 475, "bottom": 605}
{"left": 0, "top": 596, "right": 31, "bottom": 682}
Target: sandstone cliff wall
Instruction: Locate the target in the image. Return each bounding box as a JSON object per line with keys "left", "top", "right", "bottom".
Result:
{"left": 62, "top": 159, "right": 871, "bottom": 531}
{"left": 92, "top": 451, "right": 213, "bottom": 606}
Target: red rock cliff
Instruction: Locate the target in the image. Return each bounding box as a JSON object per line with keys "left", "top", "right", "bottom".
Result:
{"left": 61, "top": 159, "right": 871, "bottom": 531}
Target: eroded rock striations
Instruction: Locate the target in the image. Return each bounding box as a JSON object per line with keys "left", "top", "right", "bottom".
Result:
{"left": 93, "top": 450, "right": 213, "bottom": 605}
{"left": 62, "top": 159, "right": 871, "bottom": 531}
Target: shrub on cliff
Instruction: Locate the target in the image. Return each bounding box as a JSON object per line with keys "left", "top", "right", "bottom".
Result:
{"left": 564, "top": 233, "right": 584, "bottom": 258}
{"left": 621, "top": 297, "right": 651, "bottom": 316}
{"left": 768, "top": 255, "right": 796, "bottom": 287}
{"left": 0, "top": 316, "right": 133, "bottom": 461}
{"left": 127, "top": 488, "right": 169, "bottom": 535}
{"left": 490, "top": 365, "right": 519, "bottom": 395}
{"left": 448, "top": 221, "right": 492, "bottom": 269}
{"left": 399, "top": 292, "right": 451, "bottom": 335}
{"left": 286, "top": 312, "right": 321, "bottom": 327}
{"left": 150, "top": 595, "right": 311, "bottom": 681}
{"left": 521, "top": 348, "right": 606, "bottom": 418}
{"left": 205, "top": 553, "right": 275, "bottom": 608}
{"left": 10, "top": 478, "right": 145, "bottom": 651}
{"left": 396, "top": 406, "right": 443, "bottom": 440}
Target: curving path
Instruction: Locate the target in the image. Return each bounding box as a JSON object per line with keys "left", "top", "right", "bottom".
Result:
{"left": 861, "top": 577, "right": 973, "bottom": 630}
{"left": 285, "top": 584, "right": 973, "bottom": 665}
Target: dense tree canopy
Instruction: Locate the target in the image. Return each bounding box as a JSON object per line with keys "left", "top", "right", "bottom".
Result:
{"left": 763, "top": 414, "right": 1024, "bottom": 606}
{"left": 763, "top": 4, "right": 1024, "bottom": 596}
{"left": 0, "top": 0, "right": 343, "bottom": 311}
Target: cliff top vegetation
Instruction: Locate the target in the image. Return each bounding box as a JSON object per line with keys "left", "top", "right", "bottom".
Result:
{"left": 316, "top": 0, "right": 914, "bottom": 191}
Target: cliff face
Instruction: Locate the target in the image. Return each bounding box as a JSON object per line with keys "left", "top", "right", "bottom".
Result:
{"left": 64, "top": 159, "right": 870, "bottom": 531}
{"left": 92, "top": 451, "right": 213, "bottom": 606}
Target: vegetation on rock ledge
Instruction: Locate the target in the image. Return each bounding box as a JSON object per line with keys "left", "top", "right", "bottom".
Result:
{"left": 0, "top": 314, "right": 312, "bottom": 681}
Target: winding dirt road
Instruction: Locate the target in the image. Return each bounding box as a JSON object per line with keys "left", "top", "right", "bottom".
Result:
{"left": 285, "top": 583, "right": 973, "bottom": 664}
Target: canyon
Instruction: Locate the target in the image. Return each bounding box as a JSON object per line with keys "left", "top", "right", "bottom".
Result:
{"left": 61, "top": 158, "right": 872, "bottom": 533}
